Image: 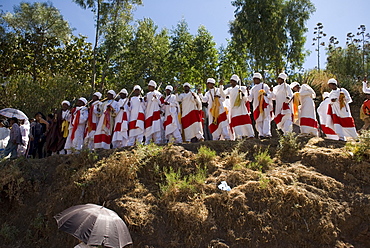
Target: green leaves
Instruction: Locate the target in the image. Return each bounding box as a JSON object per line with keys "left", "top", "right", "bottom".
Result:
{"left": 4, "top": 2, "right": 71, "bottom": 42}
{"left": 230, "top": 0, "right": 315, "bottom": 74}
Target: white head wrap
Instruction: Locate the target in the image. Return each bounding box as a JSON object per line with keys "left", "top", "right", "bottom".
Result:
{"left": 327, "top": 78, "right": 338, "bottom": 85}
{"left": 278, "top": 73, "right": 288, "bottom": 81}
{"left": 119, "top": 88, "right": 128, "bottom": 95}
{"left": 78, "top": 97, "right": 88, "bottom": 105}
{"left": 322, "top": 92, "right": 330, "bottom": 99}
{"left": 290, "top": 82, "right": 300, "bottom": 89}
{"left": 207, "top": 78, "right": 216, "bottom": 84}
{"left": 61, "top": 100, "right": 70, "bottom": 106}
{"left": 165, "top": 85, "right": 173, "bottom": 91}
{"left": 148, "top": 80, "right": 157, "bottom": 88}
{"left": 93, "top": 92, "right": 102, "bottom": 99}
{"left": 107, "top": 90, "right": 116, "bottom": 98}
{"left": 133, "top": 85, "right": 142, "bottom": 91}
{"left": 183, "top": 82, "right": 191, "bottom": 88}
{"left": 230, "top": 74, "right": 240, "bottom": 82}
{"left": 253, "top": 73, "right": 262, "bottom": 80}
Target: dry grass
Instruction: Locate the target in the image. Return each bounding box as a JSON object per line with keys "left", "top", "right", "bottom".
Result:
{"left": 1, "top": 139, "right": 370, "bottom": 247}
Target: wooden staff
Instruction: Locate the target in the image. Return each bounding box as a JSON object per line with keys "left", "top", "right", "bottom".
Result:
{"left": 151, "top": 82, "right": 163, "bottom": 102}
{"left": 122, "top": 88, "right": 136, "bottom": 108}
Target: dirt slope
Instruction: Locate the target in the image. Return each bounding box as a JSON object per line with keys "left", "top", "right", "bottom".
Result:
{"left": 1, "top": 136, "right": 370, "bottom": 248}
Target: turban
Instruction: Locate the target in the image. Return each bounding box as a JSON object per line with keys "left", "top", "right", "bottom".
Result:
{"left": 165, "top": 85, "right": 173, "bottom": 91}
{"left": 327, "top": 78, "right": 338, "bottom": 85}
{"left": 207, "top": 78, "right": 216, "bottom": 84}
{"left": 79, "top": 97, "right": 87, "bottom": 105}
{"left": 253, "top": 73, "right": 262, "bottom": 80}
{"left": 133, "top": 85, "right": 142, "bottom": 91}
{"left": 93, "top": 92, "right": 102, "bottom": 99}
{"left": 148, "top": 80, "right": 157, "bottom": 88}
{"left": 183, "top": 82, "right": 191, "bottom": 88}
{"left": 230, "top": 74, "right": 240, "bottom": 82}
{"left": 119, "top": 88, "right": 128, "bottom": 95}
{"left": 322, "top": 92, "right": 330, "bottom": 99}
{"left": 278, "top": 73, "right": 288, "bottom": 81}
{"left": 61, "top": 100, "right": 70, "bottom": 106}
{"left": 290, "top": 82, "right": 300, "bottom": 89}
{"left": 107, "top": 90, "right": 116, "bottom": 98}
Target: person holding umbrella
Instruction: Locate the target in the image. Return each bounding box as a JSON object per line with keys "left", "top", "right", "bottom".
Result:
{"left": 2, "top": 117, "right": 22, "bottom": 159}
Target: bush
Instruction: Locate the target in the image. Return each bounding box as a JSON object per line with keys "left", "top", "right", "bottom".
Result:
{"left": 277, "top": 132, "right": 301, "bottom": 162}
{"left": 0, "top": 223, "right": 19, "bottom": 244}
{"left": 258, "top": 173, "right": 270, "bottom": 189}
{"left": 248, "top": 148, "right": 273, "bottom": 172}
{"left": 196, "top": 146, "right": 216, "bottom": 166}
{"left": 160, "top": 165, "right": 207, "bottom": 202}
{"left": 222, "top": 141, "right": 248, "bottom": 170}
{"left": 346, "top": 131, "right": 370, "bottom": 162}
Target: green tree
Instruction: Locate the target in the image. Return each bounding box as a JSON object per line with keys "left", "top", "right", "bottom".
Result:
{"left": 217, "top": 40, "right": 250, "bottom": 83}
{"left": 124, "top": 18, "right": 170, "bottom": 88}
{"left": 230, "top": 0, "right": 315, "bottom": 75}
{"left": 2, "top": 2, "right": 72, "bottom": 81}
{"left": 73, "top": 0, "right": 142, "bottom": 92}
{"left": 169, "top": 18, "right": 195, "bottom": 84}
{"left": 192, "top": 25, "right": 218, "bottom": 87}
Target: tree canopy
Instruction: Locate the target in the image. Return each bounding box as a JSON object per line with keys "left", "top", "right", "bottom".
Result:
{"left": 6, "top": 1, "right": 369, "bottom": 116}
{"left": 230, "top": 0, "right": 315, "bottom": 75}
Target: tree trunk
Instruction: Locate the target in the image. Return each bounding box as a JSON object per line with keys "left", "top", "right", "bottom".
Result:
{"left": 91, "top": 0, "right": 101, "bottom": 93}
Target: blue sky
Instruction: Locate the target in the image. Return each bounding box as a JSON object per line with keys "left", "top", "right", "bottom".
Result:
{"left": 2, "top": 0, "right": 370, "bottom": 70}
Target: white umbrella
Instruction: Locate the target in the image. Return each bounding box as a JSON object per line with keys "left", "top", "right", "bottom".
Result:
{"left": 0, "top": 108, "right": 28, "bottom": 120}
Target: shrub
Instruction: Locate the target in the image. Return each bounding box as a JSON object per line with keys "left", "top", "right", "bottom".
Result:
{"left": 277, "top": 132, "right": 301, "bottom": 161}
{"left": 248, "top": 148, "right": 273, "bottom": 172}
{"left": 160, "top": 165, "right": 207, "bottom": 201}
{"left": 0, "top": 223, "right": 19, "bottom": 243}
{"left": 346, "top": 131, "right": 370, "bottom": 162}
{"left": 196, "top": 146, "right": 216, "bottom": 166}
{"left": 258, "top": 173, "right": 270, "bottom": 189}
{"left": 222, "top": 142, "right": 248, "bottom": 170}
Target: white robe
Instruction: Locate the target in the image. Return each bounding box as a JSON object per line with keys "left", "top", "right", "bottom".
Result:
{"left": 144, "top": 90, "right": 163, "bottom": 144}
{"left": 0, "top": 127, "right": 10, "bottom": 151}
{"left": 220, "top": 85, "right": 254, "bottom": 139}
{"left": 128, "top": 96, "right": 145, "bottom": 146}
{"left": 248, "top": 83, "right": 273, "bottom": 137}
{"left": 363, "top": 81, "right": 370, "bottom": 94}
{"left": 201, "top": 88, "right": 230, "bottom": 140}
{"left": 94, "top": 100, "right": 119, "bottom": 149}
{"left": 298, "top": 84, "right": 319, "bottom": 136}
{"left": 177, "top": 92, "right": 204, "bottom": 142}
{"left": 17, "top": 121, "right": 30, "bottom": 156}
{"left": 163, "top": 94, "right": 182, "bottom": 143}
{"left": 112, "top": 98, "right": 130, "bottom": 148}
{"left": 273, "top": 83, "right": 293, "bottom": 134}
{"left": 84, "top": 100, "right": 102, "bottom": 150}
{"left": 317, "top": 98, "right": 339, "bottom": 140}
{"left": 327, "top": 88, "right": 358, "bottom": 140}
{"left": 65, "top": 106, "right": 88, "bottom": 153}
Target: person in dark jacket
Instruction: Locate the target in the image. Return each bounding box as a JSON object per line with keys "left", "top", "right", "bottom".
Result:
{"left": 30, "top": 112, "right": 48, "bottom": 158}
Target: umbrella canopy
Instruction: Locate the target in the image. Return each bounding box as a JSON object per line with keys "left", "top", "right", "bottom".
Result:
{"left": 0, "top": 108, "right": 28, "bottom": 120}
{"left": 54, "top": 204, "right": 132, "bottom": 248}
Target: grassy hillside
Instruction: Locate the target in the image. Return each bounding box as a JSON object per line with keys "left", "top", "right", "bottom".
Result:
{"left": 1, "top": 133, "right": 370, "bottom": 248}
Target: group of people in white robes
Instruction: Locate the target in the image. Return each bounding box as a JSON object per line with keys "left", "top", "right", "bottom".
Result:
{"left": 49, "top": 72, "right": 367, "bottom": 154}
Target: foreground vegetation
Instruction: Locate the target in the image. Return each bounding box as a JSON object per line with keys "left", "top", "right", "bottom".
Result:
{"left": 1, "top": 132, "right": 370, "bottom": 247}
